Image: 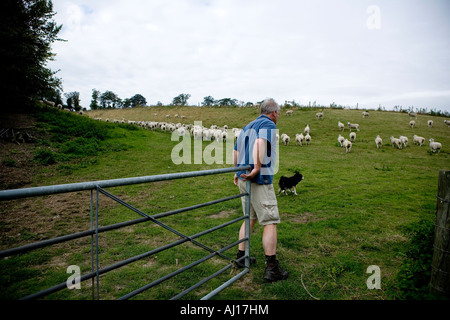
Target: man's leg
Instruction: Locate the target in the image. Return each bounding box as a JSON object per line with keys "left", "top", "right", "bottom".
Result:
{"left": 262, "top": 224, "right": 277, "bottom": 256}
{"left": 238, "top": 219, "right": 257, "bottom": 251}
{"left": 263, "top": 223, "right": 288, "bottom": 282}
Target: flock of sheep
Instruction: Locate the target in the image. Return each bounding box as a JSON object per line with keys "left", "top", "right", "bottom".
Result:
{"left": 91, "top": 109, "right": 447, "bottom": 154}
{"left": 279, "top": 110, "right": 446, "bottom": 154}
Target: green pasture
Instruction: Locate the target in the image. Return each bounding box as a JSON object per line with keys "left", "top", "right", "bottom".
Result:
{"left": 0, "top": 105, "right": 449, "bottom": 300}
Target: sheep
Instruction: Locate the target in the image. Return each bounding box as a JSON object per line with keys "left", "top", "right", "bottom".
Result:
{"left": 338, "top": 134, "right": 345, "bottom": 147}
{"left": 281, "top": 133, "right": 290, "bottom": 145}
{"left": 375, "top": 135, "right": 382, "bottom": 149}
{"left": 390, "top": 136, "right": 403, "bottom": 149}
{"left": 295, "top": 133, "right": 304, "bottom": 146}
{"left": 347, "top": 122, "right": 360, "bottom": 132}
{"left": 444, "top": 119, "right": 450, "bottom": 127}
{"left": 315, "top": 112, "right": 324, "bottom": 120}
{"left": 303, "top": 124, "right": 310, "bottom": 135}
{"left": 304, "top": 133, "right": 311, "bottom": 145}
{"left": 429, "top": 139, "right": 442, "bottom": 153}
{"left": 427, "top": 120, "right": 433, "bottom": 128}
{"left": 286, "top": 110, "right": 293, "bottom": 116}
{"left": 399, "top": 135, "right": 408, "bottom": 148}
{"left": 44, "top": 100, "right": 55, "bottom": 107}
{"left": 338, "top": 121, "right": 345, "bottom": 131}
{"left": 409, "top": 120, "right": 416, "bottom": 128}
{"left": 343, "top": 139, "right": 352, "bottom": 153}
{"left": 413, "top": 135, "right": 425, "bottom": 146}
{"left": 362, "top": 111, "right": 370, "bottom": 118}
{"left": 408, "top": 111, "right": 417, "bottom": 119}
{"left": 349, "top": 132, "right": 356, "bottom": 142}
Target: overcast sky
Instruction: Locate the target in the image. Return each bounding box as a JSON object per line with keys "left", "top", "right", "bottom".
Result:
{"left": 48, "top": 0, "right": 450, "bottom": 112}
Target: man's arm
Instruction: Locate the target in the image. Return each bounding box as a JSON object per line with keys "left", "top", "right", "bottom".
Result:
{"left": 239, "top": 138, "right": 266, "bottom": 181}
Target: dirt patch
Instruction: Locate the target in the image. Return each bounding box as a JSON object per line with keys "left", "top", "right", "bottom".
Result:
{"left": 208, "top": 209, "right": 238, "bottom": 219}
{"left": 283, "top": 211, "right": 323, "bottom": 224}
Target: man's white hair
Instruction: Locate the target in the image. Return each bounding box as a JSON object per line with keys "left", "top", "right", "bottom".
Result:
{"left": 260, "top": 98, "right": 280, "bottom": 115}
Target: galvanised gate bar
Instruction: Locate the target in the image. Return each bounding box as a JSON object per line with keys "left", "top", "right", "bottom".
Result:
{"left": 0, "top": 165, "right": 252, "bottom": 300}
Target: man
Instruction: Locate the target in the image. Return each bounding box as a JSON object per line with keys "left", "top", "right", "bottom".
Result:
{"left": 233, "top": 98, "right": 288, "bottom": 282}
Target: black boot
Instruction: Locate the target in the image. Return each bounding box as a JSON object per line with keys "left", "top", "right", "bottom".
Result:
{"left": 235, "top": 250, "right": 256, "bottom": 269}
{"left": 264, "top": 257, "right": 288, "bottom": 282}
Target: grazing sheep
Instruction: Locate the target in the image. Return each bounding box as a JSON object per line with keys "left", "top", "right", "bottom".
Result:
{"left": 338, "top": 121, "right": 345, "bottom": 131}
{"left": 347, "top": 122, "right": 360, "bottom": 132}
{"left": 286, "top": 110, "right": 293, "bottom": 116}
{"left": 427, "top": 120, "right": 433, "bottom": 128}
{"left": 390, "top": 136, "right": 403, "bottom": 149}
{"left": 44, "top": 100, "right": 55, "bottom": 107}
{"left": 295, "top": 133, "right": 304, "bottom": 146}
{"left": 281, "top": 133, "right": 290, "bottom": 145}
{"left": 429, "top": 139, "right": 442, "bottom": 153}
{"left": 409, "top": 120, "right": 416, "bottom": 128}
{"left": 413, "top": 135, "right": 425, "bottom": 146}
{"left": 304, "top": 124, "right": 310, "bottom": 135}
{"left": 338, "top": 134, "right": 345, "bottom": 147}
{"left": 343, "top": 139, "right": 352, "bottom": 153}
{"left": 362, "top": 111, "right": 370, "bottom": 118}
{"left": 408, "top": 111, "right": 417, "bottom": 119}
{"left": 316, "top": 112, "right": 324, "bottom": 120}
{"left": 375, "top": 135, "right": 382, "bottom": 149}
{"left": 399, "top": 135, "right": 408, "bottom": 148}
{"left": 304, "top": 133, "right": 311, "bottom": 145}
{"left": 349, "top": 132, "right": 356, "bottom": 142}
{"left": 444, "top": 120, "right": 450, "bottom": 127}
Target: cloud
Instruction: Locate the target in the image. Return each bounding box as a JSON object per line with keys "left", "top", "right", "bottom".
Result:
{"left": 49, "top": 0, "right": 450, "bottom": 111}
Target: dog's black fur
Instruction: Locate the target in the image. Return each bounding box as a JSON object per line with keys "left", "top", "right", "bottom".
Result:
{"left": 278, "top": 171, "right": 304, "bottom": 195}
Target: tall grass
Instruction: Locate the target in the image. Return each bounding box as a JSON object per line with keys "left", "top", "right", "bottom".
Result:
{"left": 0, "top": 106, "right": 449, "bottom": 300}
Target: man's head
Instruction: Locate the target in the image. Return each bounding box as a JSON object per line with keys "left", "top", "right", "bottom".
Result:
{"left": 260, "top": 98, "right": 280, "bottom": 124}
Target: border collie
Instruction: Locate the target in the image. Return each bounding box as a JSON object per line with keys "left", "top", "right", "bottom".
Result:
{"left": 278, "top": 171, "right": 304, "bottom": 195}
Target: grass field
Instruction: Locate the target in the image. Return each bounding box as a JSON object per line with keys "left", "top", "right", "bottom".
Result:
{"left": 1, "top": 105, "right": 449, "bottom": 300}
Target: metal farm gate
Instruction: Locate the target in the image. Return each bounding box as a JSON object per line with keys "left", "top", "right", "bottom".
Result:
{"left": 0, "top": 165, "right": 252, "bottom": 300}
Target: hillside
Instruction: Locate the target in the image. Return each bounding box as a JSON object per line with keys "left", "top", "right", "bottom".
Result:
{"left": 0, "top": 105, "right": 449, "bottom": 300}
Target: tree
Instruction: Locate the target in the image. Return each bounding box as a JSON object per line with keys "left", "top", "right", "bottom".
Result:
{"left": 0, "top": 0, "right": 64, "bottom": 111}
{"left": 216, "top": 98, "right": 238, "bottom": 107}
{"left": 129, "top": 94, "right": 147, "bottom": 107}
{"left": 202, "top": 96, "right": 215, "bottom": 107}
{"left": 64, "top": 91, "right": 80, "bottom": 111}
{"left": 100, "top": 90, "right": 121, "bottom": 109}
{"left": 90, "top": 89, "right": 100, "bottom": 110}
{"left": 172, "top": 93, "right": 191, "bottom": 106}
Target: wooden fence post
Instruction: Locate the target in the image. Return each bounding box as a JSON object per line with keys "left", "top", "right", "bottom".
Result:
{"left": 430, "top": 170, "right": 450, "bottom": 297}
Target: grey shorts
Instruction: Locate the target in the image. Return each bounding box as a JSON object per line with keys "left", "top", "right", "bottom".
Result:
{"left": 238, "top": 179, "right": 280, "bottom": 225}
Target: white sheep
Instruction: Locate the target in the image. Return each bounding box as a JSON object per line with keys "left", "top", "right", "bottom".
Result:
{"left": 343, "top": 139, "right": 352, "bottom": 153}
{"left": 286, "top": 110, "right": 293, "bottom": 116}
{"left": 295, "top": 133, "right": 304, "bottom": 146}
{"left": 315, "top": 112, "right": 324, "bottom": 120}
{"left": 347, "top": 122, "right": 360, "bottom": 132}
{"left": 338, "top": 134, "right": 345, "bottom": 147}
{"left": 427, "top": 120, "right": 433, "bottom": 128}
{"left": 399, "top": 136, "right": 408, "bottom": 148}
{"left": 375, "top": 135, "right": 382, "bottom": 149}
{"left": 362, "top": 111, "right": 369, "bottom": 118}
{"left": 338, "top": 121, "right": 345, "bottom": 131}
{"left": 390, "top": 136, "right": 403, "bottom": 149}
{"left": 429, "top": 138, "right": 442, "bottom": 153}
{"left": 409, "top": 120, "right": 416, "bottom": 128}
{"left": 444, "top": 120, "right": 450, "bottom": 127}
{"left": 304, "top": 133, "right": 311, "bottom": 145}
{"left": 304, "top": 124, "right": 310, "bottom": 135}
{"left": 281, "top": 133, "right": 290, "bottom": 145}
{"left": 408, "top": 111, "right": 417, "bottom": 119}
{"left": 349, "top": 132, "right": 356, "bottom": 142}
{"left": 413, "top": 135, "right": 425, "bottom": 146}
